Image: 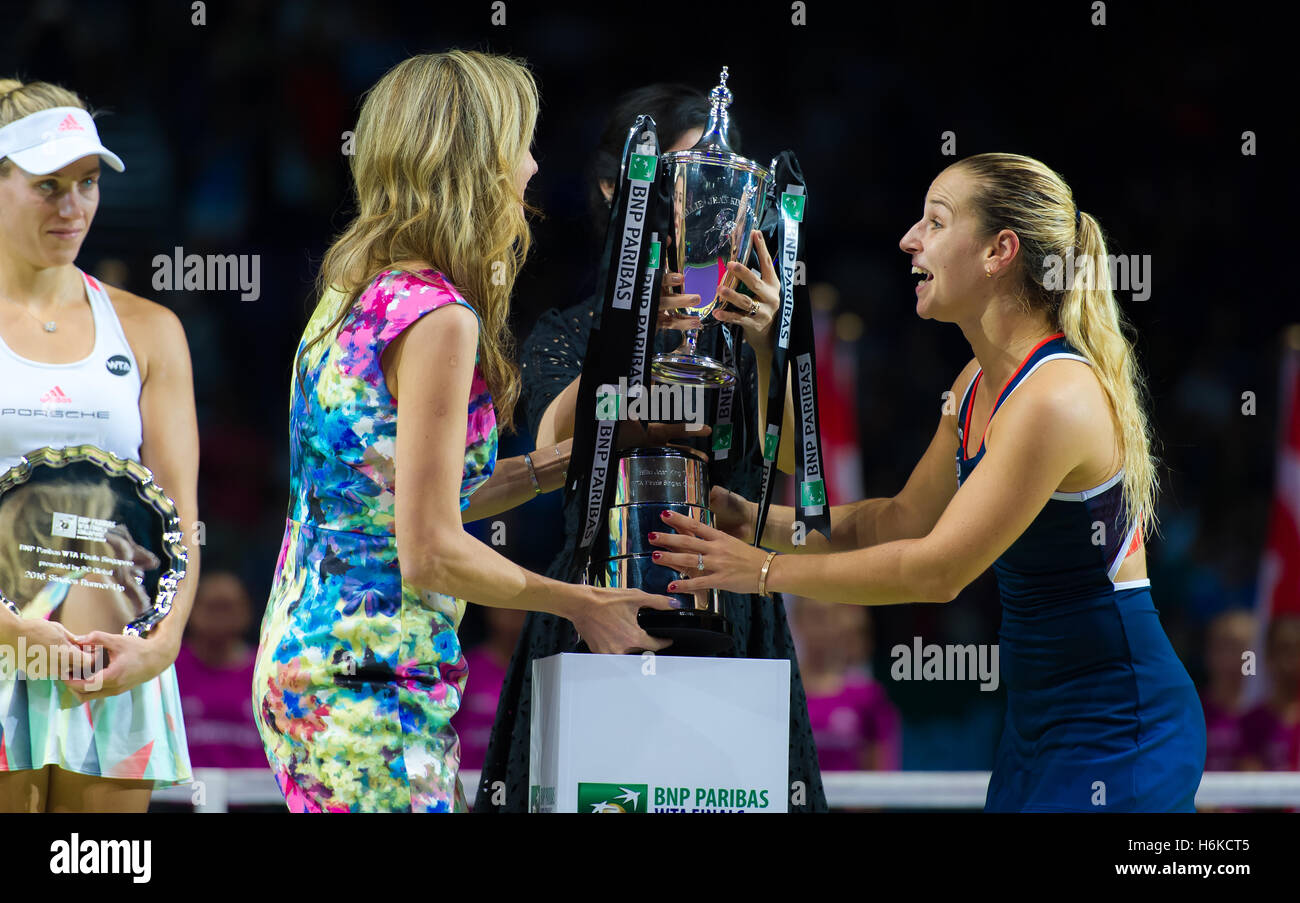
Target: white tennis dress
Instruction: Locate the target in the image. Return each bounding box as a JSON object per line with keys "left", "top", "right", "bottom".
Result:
{"left": 0, "top": 269, "right": 191, "bottom": 786}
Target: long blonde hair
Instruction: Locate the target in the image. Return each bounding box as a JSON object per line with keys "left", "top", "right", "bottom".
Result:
{"left": 298, "top": 51, "right": 539, "bottom": 431}
{"left": 954, "top": 152, "right": 1160, "bottom": 539}
{"left": 0, "top": 78, "right": 89, "bottom": 176}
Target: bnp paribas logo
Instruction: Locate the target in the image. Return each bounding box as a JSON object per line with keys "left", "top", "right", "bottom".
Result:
{"left": 763, "top": 428, "right": 780, "bottom": 462}
{"left": 781, "top": 191, "right": 805, "bottom": 222}
{"left": 800, "top": 478, "right": 826, "bottom": 508}
{"left": 577, "top": 782, "right": 648, "bottom": 813}
{"left": 628, "top": 153, "right": 657, "bottom": 182}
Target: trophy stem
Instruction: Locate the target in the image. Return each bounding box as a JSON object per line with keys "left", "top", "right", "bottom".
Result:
{"left": 651, "top": 329, "right": 738, "bottom": 387}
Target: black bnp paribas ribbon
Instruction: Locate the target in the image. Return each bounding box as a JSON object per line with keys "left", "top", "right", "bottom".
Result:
{"left": 564, "top": 115, "right": 668, "bottom": 583}
{"left": 752, "top": 151, "right": 830, "bottom": 548}
{"left": 708, "top": 323, "right": 738, "bottom": 490}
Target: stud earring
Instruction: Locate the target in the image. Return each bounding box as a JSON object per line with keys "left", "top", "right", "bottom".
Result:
{"left": 985, "top": 269, "right": 993, "bottom": 278}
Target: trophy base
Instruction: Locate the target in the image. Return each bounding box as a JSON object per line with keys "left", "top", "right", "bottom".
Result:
{"left": 637, "top": 608, "right": 734, "bottom": 656}
{"left": 650, "top": 352, "right": 737, "bottom": 387}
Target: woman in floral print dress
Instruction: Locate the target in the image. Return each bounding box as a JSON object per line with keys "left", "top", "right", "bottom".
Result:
{"left": 252, "top": 51, "right": 675, "bottom": 813}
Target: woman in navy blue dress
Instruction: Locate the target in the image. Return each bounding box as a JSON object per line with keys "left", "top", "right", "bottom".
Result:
{"left": 649, "top": 152, "right": 1206, "bottom": 812}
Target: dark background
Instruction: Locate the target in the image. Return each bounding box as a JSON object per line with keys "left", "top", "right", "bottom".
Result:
{"left": 3, "top": 0, "right": 1284, "bottom": 766}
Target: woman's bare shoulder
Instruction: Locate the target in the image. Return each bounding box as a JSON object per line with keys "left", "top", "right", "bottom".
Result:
{"left": 1004, "top": 355, "right": 1104, "bottom": 429}
{"left": 101, "top": 282, "right": 181, "bottom": 329}
{"left": 100, "top": 282, "right": 186, "bottom": 377}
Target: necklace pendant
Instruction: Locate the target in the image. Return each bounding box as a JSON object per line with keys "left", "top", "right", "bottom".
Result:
{"left": 43, "top": 321, "right": 56, "bottom": 333}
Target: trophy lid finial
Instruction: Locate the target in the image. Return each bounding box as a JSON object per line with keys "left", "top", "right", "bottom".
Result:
{"left": 695, "top": 66, "right": 735, "bottom": 154}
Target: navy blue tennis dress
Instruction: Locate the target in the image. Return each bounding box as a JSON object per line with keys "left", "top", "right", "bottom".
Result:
{"left": 957, "top": 332, "right": 1205, "bottom": 812}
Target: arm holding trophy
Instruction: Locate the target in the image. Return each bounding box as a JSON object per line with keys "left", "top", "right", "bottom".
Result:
{"left": 710, "top": 362, "right": 972, "bottom": 552}
{"left": 458, "top": 435, "right": 575, "bottom": 523}
{"left": 385, "top": 301, "right": 674, "bottom": 655}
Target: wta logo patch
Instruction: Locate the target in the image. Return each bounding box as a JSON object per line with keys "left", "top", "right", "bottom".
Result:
{"left": 105, "top": 354, "right": 132, "bottom": 376}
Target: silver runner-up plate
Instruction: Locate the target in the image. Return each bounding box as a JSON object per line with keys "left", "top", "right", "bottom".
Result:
{"left": 0, "top": 445, "right": 186, "bottom": 638}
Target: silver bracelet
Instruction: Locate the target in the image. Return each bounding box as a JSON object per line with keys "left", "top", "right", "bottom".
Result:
{"left": 524, "top": 452, "right": 542, "bottom": 495}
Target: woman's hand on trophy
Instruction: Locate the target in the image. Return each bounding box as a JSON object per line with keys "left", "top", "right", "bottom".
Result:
{"left": 573, "top": 587, "right": 676, "bottom": 655}
{"left": 713, "top": 229, "right": 779, "bottom": 350}
{"left": 647, "top": 509, "right": 770, "bottom": 596}
{"left": 657, "top": 272, "right": 700, "bottom": 332}
{"left": 709, "top": 486, "right": 758, "bottom": 542}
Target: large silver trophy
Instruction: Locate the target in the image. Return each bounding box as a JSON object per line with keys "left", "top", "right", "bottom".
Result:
{"left": 0, "top": 446, "right": 186, "bottom": 655}
{"left": 586, "top": 67, "right": 777, "bottom": 655}
{"left": 651, "top": 67, "right": 771, "bottom": 387}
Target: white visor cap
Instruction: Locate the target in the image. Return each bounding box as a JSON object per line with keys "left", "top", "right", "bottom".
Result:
{"left": 0, "top": 106, "right": 125, "bottom": 175}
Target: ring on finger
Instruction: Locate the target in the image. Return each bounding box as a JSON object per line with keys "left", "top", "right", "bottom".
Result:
{"left": 748, "top": 299, "right": 758, "bottom": 316}
{"left": 696, "top": 552, "right": 704, "bottom": 571}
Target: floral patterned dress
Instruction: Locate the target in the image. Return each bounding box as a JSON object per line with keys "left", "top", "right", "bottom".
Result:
{"left": 252, "top": 268, "right": 496, "bottom": 812}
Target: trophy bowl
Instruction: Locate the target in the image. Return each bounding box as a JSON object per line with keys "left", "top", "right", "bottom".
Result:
{"left": 592, "top": 445, "right": 733, "bottom": 655}
{"left": 651, "top": 67, "right": 771, "bottom": 388}
{"left": 0, "top": 445, "right": 186, "bottom": 641}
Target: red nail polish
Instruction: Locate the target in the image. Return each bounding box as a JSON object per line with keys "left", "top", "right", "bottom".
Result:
{"left": 661, "top": 510, "right": 671, "bottom": 519}
{"left": 668, "top": 583, "right": 678, "bottom": 592}
{"left": 648, "top": 532, "right": 658, "bottom": 541}
{"left": 652, "top": 551, "right": 661, "bottom": 560}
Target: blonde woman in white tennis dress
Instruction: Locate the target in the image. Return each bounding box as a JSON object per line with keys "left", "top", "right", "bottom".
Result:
{"left": 0, "top": 78, "right": 200, "bottom": 812}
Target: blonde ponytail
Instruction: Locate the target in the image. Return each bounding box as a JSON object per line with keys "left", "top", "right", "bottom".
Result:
{"left": 1056, "top": 211, "right": 1159, "bottom": 540}
{"left": 956, "top": 152, "right": 1160, "bottom": 540}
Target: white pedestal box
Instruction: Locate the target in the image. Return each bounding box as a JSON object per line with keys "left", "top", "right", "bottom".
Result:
{"left": 528, "top": 652, "right": 790, "bottom": 813}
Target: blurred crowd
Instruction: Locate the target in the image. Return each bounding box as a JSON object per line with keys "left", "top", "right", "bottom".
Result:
{"left": 5, "top": 0, "right": 1291, "bottom": 797}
